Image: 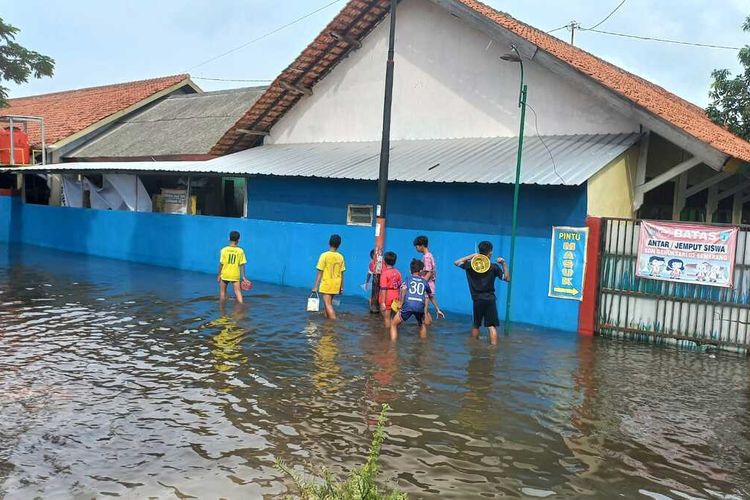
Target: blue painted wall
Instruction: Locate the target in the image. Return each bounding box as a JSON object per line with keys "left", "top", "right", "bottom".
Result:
{"left": 0, "top": 195, "right": 21, "bottom": 244}
{"left": 249, "top": 177, "right": 585, "bottom": 236}
{"left": 0, "top": 178, "right": 587, "bottom": 331}
{"left": 0, "top": 196, "right": 9, "bottom": 243}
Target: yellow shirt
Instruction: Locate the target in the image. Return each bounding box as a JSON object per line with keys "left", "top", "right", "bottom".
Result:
{"left": 219, "top": 245, "right": 247, "bottom": 281}
{"left": 316, "top": 251, "right": 345, "bottom": 295}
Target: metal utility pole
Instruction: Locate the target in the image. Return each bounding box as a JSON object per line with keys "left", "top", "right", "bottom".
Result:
{"left": 569, "top": 21, "right": 580, "bottom": 45}
{"left": 500, "top": 45, "right": 527, "bottom": 335}
{"left": 370, "top": 0, "right": 398, "bottom": 313}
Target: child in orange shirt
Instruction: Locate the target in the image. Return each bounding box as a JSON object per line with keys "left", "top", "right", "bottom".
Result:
{"left": 378, "top": 251, "right": 402, "bottom": 328}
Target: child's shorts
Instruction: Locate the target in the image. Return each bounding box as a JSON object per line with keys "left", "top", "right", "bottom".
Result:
{"left": 473, "top": 298, "right": 499, "bottom": 328}
{"left": 381, "top": 294, "right": 398, "bottom": 311}
{"left": 400, "top": 309, "right": 425, "bottom": 326}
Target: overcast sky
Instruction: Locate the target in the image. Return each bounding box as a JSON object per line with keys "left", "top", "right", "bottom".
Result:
{"left": 4, "top": 0, "right": 750, "bottom": 107}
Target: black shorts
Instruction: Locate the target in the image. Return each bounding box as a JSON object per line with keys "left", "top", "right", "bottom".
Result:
{"left": 222, "top": 280, "right": 239, "bottom": 286}
{"left": 472, "top": 298, "right": 499, "bottom": 328}
{"left": 400, "top": 309, "right": 425, "bottom": 326}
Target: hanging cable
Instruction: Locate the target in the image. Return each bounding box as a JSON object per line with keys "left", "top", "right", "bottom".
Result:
{"left": 583, "top": 28, "right": 741, "bottom": 50}
{"left": 547, "top": 0, "right": 627, "bottom": 44}
{"left": 547, "top": 24, "right": 570, "bottom": 34}
{"left": 586, "top": 0, "right": 627, "bottom": 31}
{"left": 525, "top": 103, "right": 566, "bottom": 185}
{"left": 186, "top": 0, "right": 343, "bottom": 71}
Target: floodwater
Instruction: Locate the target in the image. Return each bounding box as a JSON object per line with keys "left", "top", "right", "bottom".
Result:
{"left": 1, "top": 244, "right": 749, "bottom": 499}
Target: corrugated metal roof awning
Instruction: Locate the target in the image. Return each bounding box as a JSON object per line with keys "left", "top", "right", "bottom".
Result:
{"left": 5, "top": 133, "right": 639, "bottom": 186}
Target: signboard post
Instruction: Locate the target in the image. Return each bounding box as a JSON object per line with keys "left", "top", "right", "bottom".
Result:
{"left": 549, "top": 226, "right": 589, "bottom": 301}
{"left": 636, "top": 221, "right": 738, "bottom": 288}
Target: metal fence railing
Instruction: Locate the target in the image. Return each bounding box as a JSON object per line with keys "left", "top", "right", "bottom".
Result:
{"left": 597, "top": 218, "right": 750, "bottom": 351}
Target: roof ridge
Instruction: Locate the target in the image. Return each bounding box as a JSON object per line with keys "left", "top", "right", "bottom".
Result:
{"left": 8, "top": 74, "right": 190, "bottom": 101}
{"left": 126, "top": 115, "right": 248, "bottom": 123}
{"left": 166, "top": 86, "right": 268, "bottom": 99}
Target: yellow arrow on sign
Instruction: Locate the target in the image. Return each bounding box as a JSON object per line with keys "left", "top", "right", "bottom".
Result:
{"left": 553, "top": 287, "right": 580, "bottom": 295}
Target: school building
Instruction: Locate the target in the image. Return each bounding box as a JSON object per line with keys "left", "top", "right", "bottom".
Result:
{"left": 4, "top": 0, "right": 750, "bottom": 333}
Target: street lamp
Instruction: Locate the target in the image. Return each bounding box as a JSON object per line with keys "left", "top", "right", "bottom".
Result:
{"left": 500, "top": 44, "right": 528, "bottom": 335}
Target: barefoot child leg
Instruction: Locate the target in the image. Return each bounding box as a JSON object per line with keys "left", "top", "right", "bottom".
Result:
{"left": 219, "top": 279, "right": 228, "bottom": 302}
{"left": 389, "top": 309, "right": 403, "bottom": 341}
{"left": 232, "top": 281, "right": 244, "bottom": 305}
{"left": 322, "top": 293, "right": 336, "bottom": 320}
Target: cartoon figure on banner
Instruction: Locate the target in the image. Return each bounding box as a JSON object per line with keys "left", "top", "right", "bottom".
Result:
{"left": 648, "top": 256, "right": 666, "bottom": 277}
{"left": 709, "top": 265, "right": 728, "bottom": 284}
{"left": 667, "top": 258, "right": 684, "bottom": 280}
{"left": 718, "top": 266, "right": 728, "bottom": 283}
{"left": 696, "top": 262, "right": 710, "bottom": 282}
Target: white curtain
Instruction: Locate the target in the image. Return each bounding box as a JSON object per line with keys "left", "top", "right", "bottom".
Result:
{"left": 62, "top": 173, "right": 151, "bottom": 212}
{"left": 62, "top": 174, "right": 83, "bottom": 208}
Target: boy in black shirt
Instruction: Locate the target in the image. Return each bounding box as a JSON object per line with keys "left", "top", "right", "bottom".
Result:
{"left": 454, "top": 241, "right": 510, "bottom": 345}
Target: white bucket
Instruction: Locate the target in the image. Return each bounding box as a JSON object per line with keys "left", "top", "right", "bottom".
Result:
{"left": 307, "top": 292, "right": 320, "bottom": 312}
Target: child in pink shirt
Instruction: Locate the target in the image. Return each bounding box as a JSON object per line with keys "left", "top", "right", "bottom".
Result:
{"left": 414, "top": 235, "right": 437, "bottom": 324}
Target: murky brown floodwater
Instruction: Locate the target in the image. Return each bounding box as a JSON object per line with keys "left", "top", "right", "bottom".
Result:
{"left": 1, "top": 243, "right": 749, "bottom": 499}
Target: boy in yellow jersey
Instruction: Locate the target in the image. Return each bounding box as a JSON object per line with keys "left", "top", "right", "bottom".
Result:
{"left": 312, "top": 234, "right": 346, "bottom": 319}
{"left": 218, "top": 231, "right": 248, "bottom": 304}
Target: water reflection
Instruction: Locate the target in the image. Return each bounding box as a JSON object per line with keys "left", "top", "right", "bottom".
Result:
{"left": 459, "top": 343, "right": 496, "bottom": 433}
{"left": 1, "top": 244, "right": 749, "bottom": 499}
{"left": 311, "top": 322, "right": 343, "bottom": 394}
{"left": 208, "top": 302, "right": 249, "bottom": 374}
{"left": 363, "top": 332, "right": 400, "bottom": 402}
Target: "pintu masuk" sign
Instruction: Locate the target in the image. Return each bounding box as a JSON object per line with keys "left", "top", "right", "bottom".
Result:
{"left": 548, "top": 226, "right": 589, "bottom": 301}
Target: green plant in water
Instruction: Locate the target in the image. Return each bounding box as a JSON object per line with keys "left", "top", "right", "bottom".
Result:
{"left": 275, "top": 403, "right": 407, "bottom": 500}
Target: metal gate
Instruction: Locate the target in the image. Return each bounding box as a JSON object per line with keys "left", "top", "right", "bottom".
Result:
{"left": 596, "top": 218, "right": 750, "bottom": 351}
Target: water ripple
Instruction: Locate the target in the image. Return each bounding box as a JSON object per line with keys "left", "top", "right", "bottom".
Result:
{"left": 1, "top": 244, "right": 749, "bottom": 498}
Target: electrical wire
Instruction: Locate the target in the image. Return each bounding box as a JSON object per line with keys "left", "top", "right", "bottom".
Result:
{"left": 186, "top": 0, "right": 343, "bottom": 71}
{"left": 547, "top": 24, "right": 569, "bottom": 34}
{"left": 547, "top": 1, "right": 626, "bottom": 39}
{"left": 193, "top": 76, "right": 273, "bottom": 83}
{"left": 586, "top": 0, "right": 627, "bottom": 31}
{"left": 525, "top": 103, "right": 566, "bottom": 185}
{"left": 583, "top": 28, "right": 741, "bottom": 50}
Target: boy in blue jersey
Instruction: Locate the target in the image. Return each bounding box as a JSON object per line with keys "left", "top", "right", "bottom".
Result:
{"left": 390, "top": 259, "right": 445, "bottom": 340}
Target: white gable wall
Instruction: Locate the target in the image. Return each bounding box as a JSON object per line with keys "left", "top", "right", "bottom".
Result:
{"left": 266, "top": 0, "right": 638, "bottom": 145}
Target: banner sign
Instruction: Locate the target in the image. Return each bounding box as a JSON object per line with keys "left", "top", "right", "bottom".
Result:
{"left": 636, "top": 221, "right": 738, "bottom": 288}
{"left": 549, "top": 226, "right": 589, "bottom": 301}
{"left": 160, "top": 188, "right": 188, "bottom": 214}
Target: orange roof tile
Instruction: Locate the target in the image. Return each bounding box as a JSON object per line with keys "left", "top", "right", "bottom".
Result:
{"left": 211, "top": 0, "right": 750, "bottom": 165}
{"left": 1, "top": 74, "right": 193, "bottom": 146}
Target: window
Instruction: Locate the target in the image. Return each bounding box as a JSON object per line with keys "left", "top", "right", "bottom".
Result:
{"left": 347, "top": 204, "right": 373, "bottom": 226}
{"left": 141, "top": 175, "right": 247, "bottom": 217}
